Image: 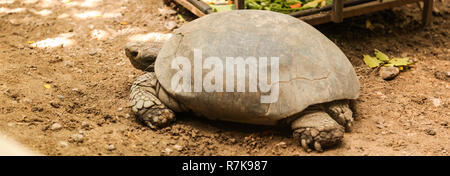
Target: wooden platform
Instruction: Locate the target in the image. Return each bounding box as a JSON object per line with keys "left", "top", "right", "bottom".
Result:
{"left": 173, "top": 0, "right": 434, "bottom": 25}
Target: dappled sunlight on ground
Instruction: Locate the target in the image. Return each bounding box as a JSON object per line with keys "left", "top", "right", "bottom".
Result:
{"left": 57, "top": 12, "right": 69, "bottom": 18}
{"left": 0, "top": 0, "right": 147, "bottom": 51}
{"left": 0, "top": 0, "right": 15, "bottom": 5}
{"left": 128, "top": 32, "right": 172, "bottom": 42}
{"left": 0, "top": 0, "right": 125, "bottom": 20}
{"left": 62, "top": 0, "right": 102, "bottom": 8}
{"left": 31, "top": 33, "right": 75, "bottom": 48}
{"left": 23, "top": 0, "right": 39, "bottom": 4}
{"left": 36, "top": 0, "right": 59, "bottom": 8}
{"left": 73, "top": 10, "right": 101, "bottom": 19}
{"left": 73, "top": 10, "right": 123, "bottom": 19}
{"left": 90, "top": 29, "right": 109, "bottom": 40}
{"left": 114, "top": 26, "right": 145, "bottom": 37}
{"left": 0, "top": 7, "right": 25, "bottom": 13}
{"left": 30, "top": 8, "right": 52, "bottom": 16}
{"left": 102, "top": 11, "right": 122, "bottom": 18}
{"left": 89, "top": 25, "right": 167, "bottom": 41}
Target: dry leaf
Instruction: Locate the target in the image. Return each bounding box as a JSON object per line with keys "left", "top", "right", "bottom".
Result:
{"left": 374, "top": 49, "right": 389, "bottom": 62}
{"left": 363, "top": 55, "right": 383, "bottom": 68}
{"left": 365, "top": 19, "right": 375, "bottom": 31}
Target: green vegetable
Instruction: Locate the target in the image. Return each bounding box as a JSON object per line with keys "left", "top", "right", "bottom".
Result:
{"left": 302, "top": 0, "right": 322, "bottom": 9}
{"left": 244, "top": 0, "right": 326, "bottom": 13}
{"left": 210, "top": 4, "right": 235, "bottom": 12}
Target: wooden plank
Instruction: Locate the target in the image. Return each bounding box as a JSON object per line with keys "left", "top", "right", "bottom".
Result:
{"left": 332, "top": 0, "right": 344, "bottom": 22}
{"left": 422, "top": 0, "right": 433, "bottom": 25}
{"left": 235, "top": 0, "right": 245, "bottom": 9}
{"left": 300, "top": 0, "right": 423, "bottom": 25}
{"left": 301, "top": 14, "right": 331, "bottom": 25}
{"left": 342, "top": 0, "right": 422, "bottom": 18}
{"left": 174, "top": 0, "right": 206, "bottom": 17}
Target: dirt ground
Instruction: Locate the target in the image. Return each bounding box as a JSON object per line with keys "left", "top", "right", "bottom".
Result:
{"left": 0, "top": 0, "right": 448, "bottom": 156}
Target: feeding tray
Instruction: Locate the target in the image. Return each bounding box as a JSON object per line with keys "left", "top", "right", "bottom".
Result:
{"left": 171, "top": 0, "right": 434, "bottom": 25}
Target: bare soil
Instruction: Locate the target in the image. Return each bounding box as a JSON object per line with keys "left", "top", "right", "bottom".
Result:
{"left": 0, "top": 0, "right": 448, "bottom": 156}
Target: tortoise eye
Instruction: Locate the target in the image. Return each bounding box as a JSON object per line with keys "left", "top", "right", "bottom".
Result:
{"left": 130, "top": 51, "right": 138, "bottom": 58}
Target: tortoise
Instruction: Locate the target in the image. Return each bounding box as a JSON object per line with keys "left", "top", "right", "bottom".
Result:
{"left": 124, "top": 10, "right": 360, "bottom": 152}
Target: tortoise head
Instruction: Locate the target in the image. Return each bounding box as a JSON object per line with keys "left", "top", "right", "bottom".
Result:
{"left": 124, "top": 41, "right": 162, "bottom": 71}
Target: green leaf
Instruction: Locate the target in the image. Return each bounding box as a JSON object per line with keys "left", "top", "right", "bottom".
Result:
{"left": 388, "top": 57, "right": 413, "bottom": 66}
{"left": 374, "top": 49, "right": 389, "bottom": 62}
{"left": 177, "top": 14, "right": 185, "bottom": 22}
{"left": 363, "top": 55, "right": 383, "bottom": 68}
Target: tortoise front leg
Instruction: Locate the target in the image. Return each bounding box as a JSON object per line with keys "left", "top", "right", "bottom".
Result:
{"left": 291, "top": 110, "right": 344, "bottom": 152}
{"left": 130, "top": 72, "right": 175, "bottom": 129}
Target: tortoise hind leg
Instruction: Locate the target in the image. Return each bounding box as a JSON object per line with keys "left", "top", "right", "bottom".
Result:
{"left": 130, "top": 72, "right": 175, "bottom": 129}
{"left": 291, "top": 110, "right": 344, "bottom": 152}
{"left": 325, "top": 100, "right": 354, "bottom": 132}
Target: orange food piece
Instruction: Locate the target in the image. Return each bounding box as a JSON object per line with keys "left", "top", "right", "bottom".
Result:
{"left": 227, "top": 1, "right": 233, "bottom": 5}
{"left": 290, "top": 3, "right": 302, "bottom": 8}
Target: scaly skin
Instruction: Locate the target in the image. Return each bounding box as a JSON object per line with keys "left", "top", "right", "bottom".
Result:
{"left": 130, "top": 72, "right": 175, "bottom": 129}
{"left": 291, "top": 110, "right": 345, "bottom": 152}
{"left": 325, "top": 100, "right": 354, "bottom": 132}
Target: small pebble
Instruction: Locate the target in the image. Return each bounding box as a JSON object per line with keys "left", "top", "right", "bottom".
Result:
{"left": 164, "top": 21, "right": 177, "bottom": 30}
{"left": 173, "top": 145, "right": 183, "bottom": 151}
{"left": 379, "top": 66, "right": 400, "bottom": 80}
{"left": 430, "top": 98, "right": 441, "bottom": 107}
{"left": 81, "top": 122, "right": 90, "bottom": 130}
{"left": 434, "top": 71, "right": 449, "bottom": 81}
{"left": 50, "top": 101, "right": 60, "bottom": 108}
{"left": 376, "top": 124, "right": 384, "bottom": 129}
{"left": 56, "top": 95, "right": 65, "bottom": 100}
{"left": 69, "top": 134, "right": 84, "bottom": 143}
{"left": 51, "top": 123, "right": 62, "bottom": 130}
{"left": 425, "top": 129, "right": 436, "bottom": 136}
{"left": 276, "top": 142, "right": 287, "bottom": 148}
{"left": 64, "top": 60, "right": 74, "bottom": 67}
{"left": 164, "top": 148, "right": 173, "bottom": 154}
{"left": 59, "top": 141, "right": 68, "bottom": 147}
{"left": 107, "top": 144, "right": 116, "bottom": 151}
{"left": 228, "top": 138, "right": 236, "bottom": 144}
{"left": 88, "top": 49, "right": 97, "bottom": 56}
{"left": 22, "top": 98, "right": 32, "bottom": 104}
